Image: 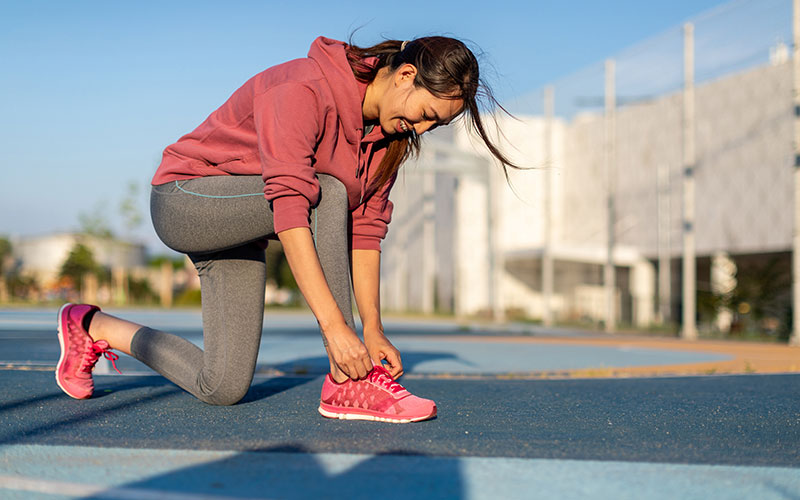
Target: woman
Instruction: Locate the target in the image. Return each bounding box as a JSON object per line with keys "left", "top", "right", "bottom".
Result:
{"left": 55, "top": 35, "right": 517, "bottom": 423}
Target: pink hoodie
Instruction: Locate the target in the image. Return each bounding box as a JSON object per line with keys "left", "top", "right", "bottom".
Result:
{"left": 151, "top": 37, "right": 394, "bottom": 251}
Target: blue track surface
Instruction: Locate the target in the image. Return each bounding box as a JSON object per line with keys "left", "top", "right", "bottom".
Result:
{"left": 0, "top": 308, "right": 731, "bottom": 375}
{"left": 0, "top": 308, "right": 798, "bottom": 499}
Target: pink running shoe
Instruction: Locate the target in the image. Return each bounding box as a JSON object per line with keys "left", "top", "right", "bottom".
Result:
{"left": 56, "top": 303, "right": 120, "bottom": 399}
{"left": 318, "top": 365, "right": 437, "bottom": 423}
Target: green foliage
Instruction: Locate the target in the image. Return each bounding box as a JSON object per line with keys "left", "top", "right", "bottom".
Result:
{"left": 265, "top": 242, "right": 297, "bottom": 290}
{"left": 0, "top": 237, "right": 11, "bottom": 275}
{"left": 174, "top": 288, "right": 202, "bottom": 306}
{"left": 699, "top": 254, "right": 792, "bottom": 341}
{"left": 78, "top": 201, "right": 114, "bottom": 238}
{"left": 128, "top": 275, "right": 157, "bottom": 304}
{"left": 59, "top": 243, "right": 101, "bottom": 291}
{"left": 119, "top": 181, "right": 144, "bottom": 235}
{"left": 148, "top": 254, "right": 185, "bottom": 270}
{"left": 6, "top": 274, "right": 37, "bottom": 299}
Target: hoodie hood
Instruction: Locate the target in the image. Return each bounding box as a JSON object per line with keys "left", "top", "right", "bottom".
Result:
{"left": 307, "top": 36, "right": 367, "bottom": 145}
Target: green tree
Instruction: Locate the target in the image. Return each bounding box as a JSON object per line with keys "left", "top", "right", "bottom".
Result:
{"left": 148, "top": 254, "right": 185, "bottom": 270}
{"left": 119, "top": 180, "right": 143, "bottom": 236}
{"left": 266, "top": 243, "right": 297, "bottom": 290}
{"left": 59, "top": 242, "right": 101, "bottom": 292}
{"left": 0, "top": 237, "right": 11, "bottom": 275}
{"left": 78, "top": 201, "right": 114, "bottom": 238}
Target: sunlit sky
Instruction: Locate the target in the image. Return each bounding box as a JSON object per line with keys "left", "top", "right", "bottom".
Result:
{"left": 1, "top": 0, "right": 726, "bottom": 253}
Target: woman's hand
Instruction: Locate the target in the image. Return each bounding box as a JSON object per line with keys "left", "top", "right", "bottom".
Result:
{"left": 323, "top": 322, "right": 373, "bottom": 381}
{"left": 277, "top": 228, "right": 372, "bottom": 381}
{"left": 364, "top": 330, "right": 403, "bottom": 379}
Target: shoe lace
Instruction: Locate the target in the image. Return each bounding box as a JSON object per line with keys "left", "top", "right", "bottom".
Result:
{"left": 80, "top": 341, "right": 122, "bottom": 375}
{"left": 368, "top": 366, "right": 405, "bottom": 394}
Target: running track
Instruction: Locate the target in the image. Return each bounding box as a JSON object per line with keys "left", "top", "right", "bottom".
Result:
{"left": 0, "top": 309, "right": 797, "bottom": 499}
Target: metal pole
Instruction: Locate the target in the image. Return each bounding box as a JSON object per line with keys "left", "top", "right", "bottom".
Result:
{"left": 422, "top": 171, "right": 435, "bottom": 314}
{"left": 682, "top": 22, "right": 698, "bottom": 340}
{"left": 452, "top": 176, "right": 463, "bottom": 319}
{"left": 657, "top": 162, "right": 672, "bottom": 324}
{"left": 604, "top": 59, "right": 617, "bottom": 333}
{"left": 791, "top": 0, "right": 800, "bottom": 346}
{"left": 396, "top": 180, "right": 409, "bottom": 311}
{"left": 543, "top": 86, "right": 555, "bottom": 327}
{"left": 488, "top": 165, "right": 505, "bottom": 322}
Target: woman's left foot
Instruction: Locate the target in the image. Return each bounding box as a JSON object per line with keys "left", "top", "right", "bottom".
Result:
{"left": 318, "top": 365, "right": 437, "bottom": 423}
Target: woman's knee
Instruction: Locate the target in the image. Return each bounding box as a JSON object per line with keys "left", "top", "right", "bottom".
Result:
{"left": 197, "top": 381, "right": 251, "bottom": 406}
{"left": 195, "top": 370, "right": 254, "bottom": 406}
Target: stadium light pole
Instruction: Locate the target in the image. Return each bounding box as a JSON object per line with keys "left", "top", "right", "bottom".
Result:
{"left": 791, "top": 0, "right": 800, "bottom": 346}
{"left": 422, "top": 170, "right": 436, "bottom": 314}
{"left": 681, "top": 22, "right": 698, "bottom": 341}
{"left": 657, "top": 162, "right": 672, "bottom": 325}
{"left": 604, "top": 58, "right": 617, "bottom": 333}
{"left": 543, "top": 85, "right": 555, "bottom": 327}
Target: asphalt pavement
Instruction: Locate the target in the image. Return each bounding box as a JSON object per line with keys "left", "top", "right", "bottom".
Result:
{"left": 0, "top": 308, "right": 798, "bottom": 499}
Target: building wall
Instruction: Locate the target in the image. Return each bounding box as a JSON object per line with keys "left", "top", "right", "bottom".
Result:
{"left": 381, "top": 60, "right": 791, "bottom": 321}
{"left": 560, "top": 60, "right": 792, "bottom": 258}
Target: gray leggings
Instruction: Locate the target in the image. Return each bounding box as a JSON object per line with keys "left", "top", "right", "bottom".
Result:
{"left": 132, "top": 175, "right": 355, "bottom": 405}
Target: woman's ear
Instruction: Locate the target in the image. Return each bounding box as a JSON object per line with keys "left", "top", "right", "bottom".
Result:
{"left": 394, "top": 63, "right": 418, "bottom": 87}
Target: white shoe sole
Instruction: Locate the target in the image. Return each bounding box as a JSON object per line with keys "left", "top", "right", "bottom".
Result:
{"left": 317, "top": 404, "right": 436, "bottom": 423}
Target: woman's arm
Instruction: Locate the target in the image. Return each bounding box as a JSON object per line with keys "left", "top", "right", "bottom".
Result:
{"left": 278, "top": 227, "right": 372, "bottom": 381}
{"left": 351, "top": 248, "right": 403, "bottom": 378}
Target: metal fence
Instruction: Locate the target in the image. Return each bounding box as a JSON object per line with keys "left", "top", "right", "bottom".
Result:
{"left": 507, "top": 0, "right": 797, "bottom": 341}
{"left": 383, "top": 0, "right": 799, "bottom": 343}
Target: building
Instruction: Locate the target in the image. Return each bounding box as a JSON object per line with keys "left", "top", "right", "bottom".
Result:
{"left": 381, "top": 57, "right": 792, "bottom": 331}
{"left": 11, "top": 232, "right": 147, "bottom": 288}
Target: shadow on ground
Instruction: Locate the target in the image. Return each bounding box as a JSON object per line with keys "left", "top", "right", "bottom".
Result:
{"left": 86, "top": 445, "right": 464, "bottom": 500}
{"left": 266, "top": 350, "right": 467, "bottom": 376}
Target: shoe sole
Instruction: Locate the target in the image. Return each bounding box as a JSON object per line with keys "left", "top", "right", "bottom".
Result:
{"left": 318, "top": 403, "right": 437, "bottom": 423}
{"left": 55, "top": 303, "right": 89, "bottom": 400}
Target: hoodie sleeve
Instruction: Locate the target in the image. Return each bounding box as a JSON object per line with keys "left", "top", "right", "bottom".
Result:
{"left": 351, "top": 172, "right": 397, "bottom": 251}
{"left": 254, "top": 82, "right": 324, "bottom": 234}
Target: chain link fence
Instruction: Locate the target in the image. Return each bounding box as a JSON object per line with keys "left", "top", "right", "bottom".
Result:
{"left": 509, "top": 0, "right": 795, "bottom": 339}
{"left": 383, "top": 0, "right": 798, "bottom": 342}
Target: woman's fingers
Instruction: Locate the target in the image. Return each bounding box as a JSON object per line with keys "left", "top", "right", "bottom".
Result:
{"left": 364, "top": 334, "right": 404, "bottom": 378}
{"left": 324, "top": 323, "right": 373, "bottom": 380}
{"left": 382, "top": 350, "right": 403, "bottom": 378}
{"left": 342, "top": 341, "right": 371, "bottom": 380}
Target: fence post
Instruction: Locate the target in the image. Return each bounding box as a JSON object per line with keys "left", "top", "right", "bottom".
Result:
{"left": 682, "top": 22, "right": 698, "bottom": 340}
{"left": 488, "top": 161, "right": 505, "bottom": 322}
{"left": 112, "top": 266, "right": 127, "bottom": 305}
{"left": 422, "top": 170, "right": 436, "bottom": 314}
{"left": 604, "top": 58, "right": 617, "bottom": 333}
{"left": 82, "top": 273, "right": 98, "bottom": 305}
{"left": 792, "top": 0, "right": 800, "bottom": 346}
{"left": 543, "top": 85, "right": 555, "bottom": 326}
{"left": 657, "top": 162, "right": 672, "bottom": 325}
{"left": 160, "top": 260, "right": 173, "bottom": 308}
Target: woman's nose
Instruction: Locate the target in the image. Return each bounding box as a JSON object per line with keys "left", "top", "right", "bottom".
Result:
{"left": 414, "top": 120, "right": 436, "bottom": 135}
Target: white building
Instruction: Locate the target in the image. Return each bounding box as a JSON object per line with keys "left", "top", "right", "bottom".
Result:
{"left": 381, "top": 58, "right": 792, "bottom": 329}
{"left": 12, "top": 232, "right": 147, "bottom": 287}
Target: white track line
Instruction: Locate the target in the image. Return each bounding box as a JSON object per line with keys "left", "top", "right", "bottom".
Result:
{"left": 0, "top": 474, "right": 267, "bottom": 500}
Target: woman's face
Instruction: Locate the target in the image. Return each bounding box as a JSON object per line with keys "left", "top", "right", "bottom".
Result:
{"left": 378, "top": 64, "right": 464, "bottom": 136}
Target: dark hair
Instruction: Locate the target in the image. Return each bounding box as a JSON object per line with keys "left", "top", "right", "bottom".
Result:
{"left": 346, "top": 36, "right": 520, "bottom": 193}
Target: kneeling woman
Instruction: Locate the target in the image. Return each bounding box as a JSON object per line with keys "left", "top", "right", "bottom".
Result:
{"left": 55, "top": 35, "right": 516, "bottom": 423}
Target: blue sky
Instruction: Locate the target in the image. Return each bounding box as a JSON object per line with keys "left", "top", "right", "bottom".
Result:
{"left": 0, "top": 0, "right": 728, "bottom": 253}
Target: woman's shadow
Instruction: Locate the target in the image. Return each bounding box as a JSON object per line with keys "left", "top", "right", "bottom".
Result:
{"left": 86, "top": 444, "right": 466, "bottom": 500}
